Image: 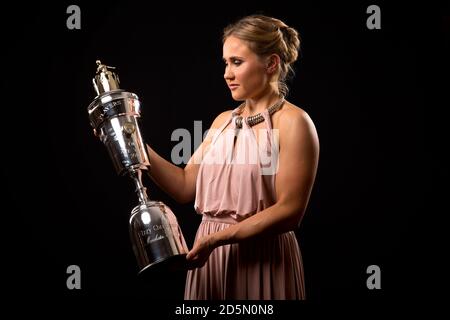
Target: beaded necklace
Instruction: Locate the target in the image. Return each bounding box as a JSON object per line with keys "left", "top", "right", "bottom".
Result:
{"left": 234, "top": 96, "right": 285, "bottom": 128}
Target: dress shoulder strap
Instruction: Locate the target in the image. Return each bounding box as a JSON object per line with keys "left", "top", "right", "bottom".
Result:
{"left": 211, "top": 108, "right": 238, "bottom": 145}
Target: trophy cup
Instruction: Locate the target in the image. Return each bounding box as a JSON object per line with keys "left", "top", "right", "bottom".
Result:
{"left": 87, "top": 60, "right": 188, "bottom": 274}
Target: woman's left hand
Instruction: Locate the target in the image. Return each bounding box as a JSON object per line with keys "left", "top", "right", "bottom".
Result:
{"left": 186, "top": 235, "right": 216, "bottom": 269}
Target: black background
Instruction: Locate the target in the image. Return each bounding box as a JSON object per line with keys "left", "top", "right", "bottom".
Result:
{"left": 0, "top": 0, "right": 445, "bottom": 309}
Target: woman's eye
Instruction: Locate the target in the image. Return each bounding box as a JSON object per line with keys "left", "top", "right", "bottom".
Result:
{"left": 223, "top": 59, "right": 242, "bottom": 66}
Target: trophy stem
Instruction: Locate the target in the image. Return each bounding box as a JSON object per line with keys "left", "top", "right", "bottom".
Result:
{"left": 128, "top": 169, "right": 149, "bottom": 205}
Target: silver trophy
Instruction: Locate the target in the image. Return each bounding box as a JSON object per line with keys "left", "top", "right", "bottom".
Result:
{"left": 87, "top": 60, "right": 188, "bottom": 274}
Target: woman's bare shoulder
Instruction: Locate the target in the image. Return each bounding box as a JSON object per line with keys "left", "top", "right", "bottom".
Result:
{"left": 210, "top": 109, "right": 234, "bottom": 129}
{"left": 276, "top": 101, "right": 318, "bottom": 145}
{"left": 276, "top": 101, "right": 313, "bottom": 128}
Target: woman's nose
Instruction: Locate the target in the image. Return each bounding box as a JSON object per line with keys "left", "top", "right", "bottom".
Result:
{"left": 224, "top": 66, "right": 234, "bottom": 80}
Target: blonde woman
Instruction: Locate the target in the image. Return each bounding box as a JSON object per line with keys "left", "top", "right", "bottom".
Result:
{"left": 147, "top": 14, "right": 319, "bottom": 300}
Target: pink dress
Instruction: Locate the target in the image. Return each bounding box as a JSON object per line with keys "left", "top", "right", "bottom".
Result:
{"left": 184, "top": 106, "right": 305, "bottom": 300}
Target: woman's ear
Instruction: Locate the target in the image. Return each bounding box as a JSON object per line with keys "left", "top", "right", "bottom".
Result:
{"left": 266, "top": 54, "right": 281, "bottom": 74}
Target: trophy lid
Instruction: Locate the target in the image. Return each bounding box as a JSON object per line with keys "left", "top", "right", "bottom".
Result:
{"left": 93, "top": 60, "right": 120, "bottom": 95}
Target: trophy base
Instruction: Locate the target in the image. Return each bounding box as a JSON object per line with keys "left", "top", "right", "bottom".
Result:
{"left": 137, "top": 253, "right": 188, "bottom": 276}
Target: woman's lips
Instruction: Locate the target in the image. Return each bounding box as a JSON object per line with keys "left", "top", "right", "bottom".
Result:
{"left": 229, "top": 84, "right": 239, "bottom": 90}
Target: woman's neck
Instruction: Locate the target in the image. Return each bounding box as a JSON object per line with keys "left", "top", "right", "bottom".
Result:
{"left": 244, "top": 91, "right": 282, "bottom": 117}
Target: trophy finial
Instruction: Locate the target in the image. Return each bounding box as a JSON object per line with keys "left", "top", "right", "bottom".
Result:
{"left": 92, "top": 59, "right": 120, "bottom": 95}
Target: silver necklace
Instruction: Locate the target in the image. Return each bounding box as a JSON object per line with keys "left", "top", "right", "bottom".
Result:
{"left": 234, "top": 96, "right": 285, "bottom": 129}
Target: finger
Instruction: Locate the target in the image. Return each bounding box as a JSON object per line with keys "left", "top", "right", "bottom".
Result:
{"left": 186, "top": 248, "right": 197, "bottom": 260}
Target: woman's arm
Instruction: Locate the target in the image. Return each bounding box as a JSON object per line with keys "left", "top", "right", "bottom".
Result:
{"left": 145, "top": 146, "right": 188, "bottom": 203}
{"left": 187, "top": 108, "right": 319, "bottom": 266}
{"left": 146, "top": 110, "right": 232, "bottom": 204}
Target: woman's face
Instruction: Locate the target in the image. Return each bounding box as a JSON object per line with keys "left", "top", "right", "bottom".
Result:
{"left": 223, "top": 36, "right": 270, "bottom": 101}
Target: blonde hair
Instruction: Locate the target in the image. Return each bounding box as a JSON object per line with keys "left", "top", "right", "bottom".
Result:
{"left": 223, "top": 14, "right": 301, "bottom": 96}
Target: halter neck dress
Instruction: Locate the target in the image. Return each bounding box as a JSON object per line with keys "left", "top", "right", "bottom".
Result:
{"left": 184, "top": 106, "right": 305, "bottom": 300}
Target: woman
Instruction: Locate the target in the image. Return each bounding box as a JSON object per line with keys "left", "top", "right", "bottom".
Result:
{"left": 146, "top": 14, "right": 319, "bottom": 300}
